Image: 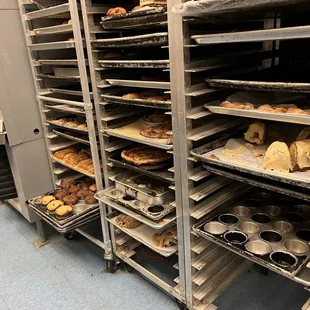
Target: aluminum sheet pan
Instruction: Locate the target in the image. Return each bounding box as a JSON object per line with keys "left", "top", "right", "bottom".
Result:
{"left": 38, "top": 59, "right": 79, "bottom": 66}
{"left": 206, "top": 105, "right": 310, "bottom": 125}
{"left": 191, "top": 136, "right": 310, "bottom": 188}
{"left": 98, "top": 59, "right": 169, "bottom": 69}
{"left": 104, "top": 120, "right": 173, "bottom": 150}
{"left": 107, "top": 212, "right": 177, "bottom": 257}
{"left": 44, "top": 104, "right": 85, "bottom": 115}
{"left": 28, "top": 40, "right": 75, "bottom": 51}
{"left": 46, "top": 120, "right": 88, "bottom": 134}
{"left": 51, "top": 156, "right": 95, "bottom": 178}
{"left": 92, "top": 33, "right": 168, "bottom": 48}
{"left": 53, "top": 130, "right": 90, "bottom": 145}
{"left": 101, "top": 93, "right": 171, "bottom": 110}
{"left": 109, "top": 153, "right": 174, "bottom": 182}
{"left": 32, "top": 23, "right": 73, "bottom": 35}
{"left": 106, "top": 79, "right": 170, "bottom": 90}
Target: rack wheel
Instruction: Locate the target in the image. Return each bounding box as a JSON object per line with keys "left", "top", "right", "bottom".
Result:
{"left": 176, "top": 299, "right": 188, "bottom": 310}
{"left": 64, "top": 231, "right": 78, "bottom": 240}
{"left": 106, "top": 260, "right": 118, "bottom": 273}
{"left": 125, "top": 264, "right": 134, "bottom": 273}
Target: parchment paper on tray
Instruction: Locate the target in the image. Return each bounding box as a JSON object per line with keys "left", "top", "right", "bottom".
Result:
{"left": 106, "top": 120, "right": 173, "bottom": 145}
{"left": 205, "top": 138, "right": 310, "bottom": 184}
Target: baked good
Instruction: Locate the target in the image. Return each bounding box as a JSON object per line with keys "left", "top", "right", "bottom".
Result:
{"left": 53, "top": 148, "right": 77, "bottom": 160}
{"left": 107, "top": 7, "right": 127, "bottom": 16}
{"left": 54, "top": 190, "right": 68, "bottom": 201}
{"left": 122, "top": 93, "right": 141, "bottom": 100}
{"left": 47, "top": 200, "right": 63, "bottom": 213}
{"left": 140, "top": 124, "right": 172, "bottom": 140}
{"left": 274, "top": 107, "right": 287, "bottom": 113}
{"left": 41, "top": 195, "right": 55, "bottom": 207}
{"left": 116, "top": 214, "right": 141, "bottom": 229}
{"left": 297, "top": 128, "right": 310, "bottom": 141}
{"left": 64, "top": 153, "right": 89, "bottom": 166}
{"left": 257, "top": 104, "right": 274, "bottom": 112}
{"left": 142, "top": 112, "right": 171, "bottom": 124}
{"left": 147, "top": 96, "right": 167, "bottom": 102}
{"left": 153, "top": 227, "right": 177, "bottom": 248}
{"left": 55, "top": 205, "right": 73, "bottom": 218}
{"left": 68, "top": 184, "right": 80, "bottom": 194}
{"left": 244, "top": 122, "right": 266, "bottom": 145}
{"left": 77, "top": 158, "right": 94, "bottom": 174}
{"left": 220, "top": 101, "right": 254, "bottom": 110}
{"left": 60, "top": 179, "right": 74, "bottom": 190}
{"left": 84, "top": 193, "right": 97, "bottom": 205}
{"left": 89, "top": 184, "right": 97, "bottom": 192}
{"left": 289, "top": 140, "right": 310, "bottom": 171}
{"left": 121, "top": 146, "right": 172, "bottom": 169}
{"left": 76, "top": 123, "right": 87, "bottom": 131}
{"left": 288, "top": 108, "right": 305, "bottom": 115}
{"left": 62, "top": 194, "right": 79, "bottom": 205}
{"left": 263, "top": 141, "right": 291, "bottom": 173}
{"left": 278, "top": 104, "right": 298, "bottom": 109}
{"left": 77, "top": 189, "right": 90, "bottom": 199}
{"left": 132, "top": 5, "right": 142, "bottom": 11}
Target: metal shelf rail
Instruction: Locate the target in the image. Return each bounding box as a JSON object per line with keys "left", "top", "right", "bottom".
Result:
{"left": 170, "top": 1, "right": 310, "bottom": 309}
{"left": 17, "top": 0, "right": 112, "bottom": 258}
{"left": 81, "top": 0, "right": 187, "bottom": 301}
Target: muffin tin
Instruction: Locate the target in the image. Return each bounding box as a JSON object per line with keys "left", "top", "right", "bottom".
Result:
{"left": 114, "top": 172, "right": 174, "bottom": 205}
{"left": 101, "top": 187, "right": 175, "bottom": 222}
{"left": 194, "top": 191, "right": 310, "bottom": 285}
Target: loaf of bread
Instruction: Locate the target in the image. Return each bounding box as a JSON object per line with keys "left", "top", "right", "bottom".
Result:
{"left": 244, "top": 122, "right": 266, "bottom": 145}
{"left": 289, "top": 140, "right": 310, "bottom": 171}
{"left": 263, "top": 141, "right": 291, "bottom": 173}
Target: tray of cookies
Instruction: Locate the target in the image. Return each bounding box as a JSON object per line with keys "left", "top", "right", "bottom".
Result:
{"left": 92, "top": 32, "right": 168, "bottom": 49}
{"left": 101, "top": 91, "right": 171, "bottom": 109}
{"left": 105, "top": 115, "right": 173, "bottom": 149}
{"left": 107, "top": 211, "right": 177, "bottom": 257}
{"left": 206, "top": 92, "right": 310, "bottom": 125}
{"left": 193, "top": 189, "right": 310, "bottom": 286}
{"left": 114, "top": 171, "right": 174, "bottom": 205}
{"left": 191, "top": 123, "right": 310, "bottom": 189}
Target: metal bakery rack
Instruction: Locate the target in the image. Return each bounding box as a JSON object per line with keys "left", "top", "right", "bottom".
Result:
{"left": 17, "top": 0, "right": 112, "bottom": 258}
{"left": 171, "top": 0, "right": 310, "bottom": 309}
{"left": 81, "top": 0, "right": 186, "bottom": 303}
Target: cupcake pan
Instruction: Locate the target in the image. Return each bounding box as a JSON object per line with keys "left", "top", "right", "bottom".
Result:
{"left": 194, "top": 191, "right": 310, "bottom": 282}
{"left": 102, "top": 187, "right": 175, "bottom": 222}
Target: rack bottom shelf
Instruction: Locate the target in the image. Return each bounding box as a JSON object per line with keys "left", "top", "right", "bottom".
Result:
{"left": 115, "top": 245, "right": 182, "bottom": 301}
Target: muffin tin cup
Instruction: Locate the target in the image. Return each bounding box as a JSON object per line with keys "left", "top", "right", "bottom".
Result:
{"left": 195, "top": 191, "right": 310, "bottom": 276}
{"left": 104, "top": 187, "right": 175, "bottom": 222}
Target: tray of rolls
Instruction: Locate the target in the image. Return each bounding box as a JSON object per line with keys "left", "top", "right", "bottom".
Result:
{"left": 27, "top": 178, "right": 100, "bottom": 233}
{"left": 193, "top": 189, "right": 310, "bottom": 286}
{"left": 206, "top": 92, "right": 310, "bottom": 125}
{"left": 101, "top": 90, "right": 171, "bottom": 109}
{"left": 191, "top": 122, "right": 310, "bottom": 188}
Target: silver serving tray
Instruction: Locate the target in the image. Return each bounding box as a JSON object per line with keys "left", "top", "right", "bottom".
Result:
{"left": 114, "top": 172, "right": 174, "bottom": 205}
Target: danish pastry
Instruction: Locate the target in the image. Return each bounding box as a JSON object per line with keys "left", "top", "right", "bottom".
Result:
{"left": 257, "top": 104, "right": 274, "bottom": 112}
{"left": 274, "top": 107, "right": 287, "bottom": 113}
{"left": 122, "top": 93, "right": 141, "bottom": 100}
{"left": 41, "top": 195, "right": 55, "bottom": 207}
{"left": 55, "top": 205, "right": 73, "bottom": 218}
{"left": 107, "top": 7, "right": 127, "bottom": 16}
{"left": 47, "top": 200, "right": 64, "bottom": 213}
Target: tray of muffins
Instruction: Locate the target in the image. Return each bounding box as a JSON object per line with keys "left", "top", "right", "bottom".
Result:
{"left": 26, "top": 178, "right": 100, "bottom": 232}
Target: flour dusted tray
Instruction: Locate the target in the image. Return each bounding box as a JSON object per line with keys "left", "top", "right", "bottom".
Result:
{"left": 191, "top": 135, "right": 310, "bottom": 188}
{"left": 193, "top": 190, "right": 310, "bottom": 286}
{"left": 104, "top": 120, "right": 173, "bottom": 149}
{"left": 107, "top": 211, "right": 177, "bottom": 257}
{"left": 98, "top": 59, "right": 169, "bottom": 69}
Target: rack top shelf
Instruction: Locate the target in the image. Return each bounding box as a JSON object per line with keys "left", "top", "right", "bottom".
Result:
{"left": 25, "top": 3, "right": 70, "bottom": 20}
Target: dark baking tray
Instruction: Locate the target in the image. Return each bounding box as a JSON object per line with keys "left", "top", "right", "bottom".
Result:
{"left": 36, "top": 73, "right": 80, "bottom": 81}
{"left": 203, "top": 164, "right": 310, "bottom": 202}
{"left": 191, "top": 132, "right": 310, "bottom": 189}
{"left": 92, "top": 32, "right": 168, "bottom": 48}
{"left": 109, "top": 153, "right": 174, "bottom": 183}
{"left": 98, "top": 59, "right": 169, "bottom": 69}
{"left": 101, "top": 12, "right": 167, "bottom": 30}
{"left": 101, "top": 93, "right": 171, "bottom": 110}
{"left": 206, "top": 65, "right": 310, "bottom": 93}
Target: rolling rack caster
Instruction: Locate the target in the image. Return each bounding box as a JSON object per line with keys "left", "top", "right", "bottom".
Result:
{"left": 176, "top": 299, "right": 188, "bottom": 310}
{"left": 64, "top": 231, "right": 78, "bottom": 241}
{"left": 105, "top": 259, "right": 119, "bottom": 274}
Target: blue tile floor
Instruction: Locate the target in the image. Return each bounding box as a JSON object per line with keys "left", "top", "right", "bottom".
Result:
{"left": 0, "top": 203, "right": 309, "bottom": 310}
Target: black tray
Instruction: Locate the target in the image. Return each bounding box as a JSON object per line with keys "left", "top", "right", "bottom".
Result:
{"left": 109, "top": 153, "right": 174, "bottom": 183}
{"left": 92, "top": 32, "right": 168, "bottom": 49}
{"left": 101, "top": 93, "right": 171, "bottom": 110}
{"left": 206, "top": 65, "right": 310, "bottom": 93}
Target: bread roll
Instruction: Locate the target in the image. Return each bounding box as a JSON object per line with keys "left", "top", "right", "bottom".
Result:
{"left": 289, "top": 140, "right": 310, "bottom": 171}
{"left": 244, "top": 122, "right": 266, "bottom": 145}
{"left": 263, "top": 141, "right": 291, "bottom": 173}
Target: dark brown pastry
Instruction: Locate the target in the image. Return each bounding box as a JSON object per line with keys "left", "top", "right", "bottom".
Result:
{"left": 77, "top": 189, "right": 89, "bottom": 199}
{"left": 62, "top": 194, "right": 79, "bottom": 205}
{"left": 84, "top": 193, "right": 97, "bottom": 205}
{"left": 89, "top": 184, "right": 97, "bottom": 192}
{"left": 54, "top": 190, "right": 68, "bottom": 201}
{"left": 107, "top": 7, "right": 127, "bottom": 16}
{"left": 60, "top": 179, "right": 74, "bottom": 190}
{"left": 68, "top": 184, "right": 80, "bottom": 194}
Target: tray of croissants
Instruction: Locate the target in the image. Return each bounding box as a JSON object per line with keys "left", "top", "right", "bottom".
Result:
{"left": 27, "top": 178, "right": 99, "bottom": 225}
{"left": 191, "top": 122, "right": 310, "bottom": 188}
